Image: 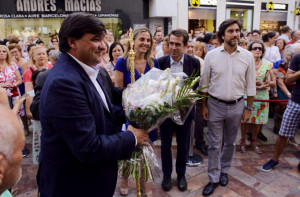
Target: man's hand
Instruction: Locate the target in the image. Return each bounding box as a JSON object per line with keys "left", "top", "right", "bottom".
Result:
{"left": 241, "top": 109, "right": 251, "bottom": 123}
{"left": 202, "top": 106, "right": 209, "bottom": 120}
{"left": 127, "top": 125, "right": 150, "bottom": 146}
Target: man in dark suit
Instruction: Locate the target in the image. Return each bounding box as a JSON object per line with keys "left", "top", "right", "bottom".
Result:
{"left": 37, "top": 13, "right": 149, "bottom": 197}
{"left": 158, "top": 29, "right": 200, "bottom": 192}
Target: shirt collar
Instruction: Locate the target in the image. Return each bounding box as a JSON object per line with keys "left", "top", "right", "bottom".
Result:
{"left": 170, "top": 54, "right": 184, "bottom": 65}
{"left": 220, "top": 45, "right": 241, "bottom": 54}
{"left": 67, "top": 52, "right": 99, "bottom": 80}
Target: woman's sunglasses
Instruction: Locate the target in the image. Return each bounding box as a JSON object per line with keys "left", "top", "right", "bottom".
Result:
{"left": 251, "top": 47, "right": 262, "bottom": 51}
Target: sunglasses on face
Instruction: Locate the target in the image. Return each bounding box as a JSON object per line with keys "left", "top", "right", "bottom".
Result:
{"left": 252, "top": 47, "right": 262, "bottom": 51}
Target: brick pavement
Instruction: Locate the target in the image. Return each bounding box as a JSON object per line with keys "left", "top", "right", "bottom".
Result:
{"left": 14, "top": 142, "right": 300, "bottom": 197}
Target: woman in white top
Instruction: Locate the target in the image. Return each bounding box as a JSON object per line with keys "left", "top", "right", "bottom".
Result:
{"left": 263, "top": 32, "right": 281, "bottom": 63}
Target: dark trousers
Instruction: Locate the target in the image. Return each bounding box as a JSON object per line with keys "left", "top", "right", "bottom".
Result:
{"left": 194, "top": 103, "right": 206, "bottom": 146}
{"left": 160, "top": 116, "right": 192, "bottom": 176}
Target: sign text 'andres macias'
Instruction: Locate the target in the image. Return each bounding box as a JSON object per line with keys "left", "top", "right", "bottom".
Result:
{"left": 16, "top": 0, "right": 102, "bottom": 12}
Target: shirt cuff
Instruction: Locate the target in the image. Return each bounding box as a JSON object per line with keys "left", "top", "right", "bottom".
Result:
{"left": 126, "top": 122, "right": 137, "bottom": 146}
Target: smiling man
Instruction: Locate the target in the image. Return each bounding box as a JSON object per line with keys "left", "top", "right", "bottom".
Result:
{"left": 37, "top": 13, "right": 149, "bottom": 197}
{"left": 200, "top": 19, "right": 256, "bottom": 196}
{"left": 158, "top": 29, "right": 201, "bottom": 192}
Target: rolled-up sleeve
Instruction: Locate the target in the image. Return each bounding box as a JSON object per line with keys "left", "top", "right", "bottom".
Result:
{"left": 245, "top": 53, "right": 256, "bottom": 96}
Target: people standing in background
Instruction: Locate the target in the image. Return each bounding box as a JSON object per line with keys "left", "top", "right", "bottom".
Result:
{"left": 105, "top": 42, "right": 124, "bottom": 83}
{"left": 277, "top": 25, "right": 291, "bottom": 43}
{"left": 210, "top": 33, "right": 222, "bottom": 49}
{"left": 155, "top": 37, "right": 170, "bottom": 59}
{"left": 287, "top": 30, "right": 300, "bottom": 45}
{"left": 263, "top": 32, "right": 281, "bottom": 63}
{"left": 252, "top": 29, "right": 262, "bottom": 40}
{"left": 154, "top": 31, "right": 163, "bottom": 52}
{"left": 276, "top": 39, "right": 287, "bottom": 60}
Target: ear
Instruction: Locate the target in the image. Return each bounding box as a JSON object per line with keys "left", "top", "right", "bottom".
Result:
{"left": 0, "top": 154, "right": 5, "bottom": 186}
{"left": 222, "top": 35, "right": 225, "bottom": 41}
{"left": 67, "top": 37, "right": 77, "bottom": 50}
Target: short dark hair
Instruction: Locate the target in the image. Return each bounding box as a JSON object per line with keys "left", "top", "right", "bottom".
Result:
{"left": 203, "top": 33, "right": 213, "bottom": 44}
{"left": 211, "top": 33, "right": 222, "bottom": 43}
{"left": 247, "top": 40, "right": 266, "bottom": 59}
{"left": 109, "top": 42, "right": 124, "bottom": 62}
{"left": 217, "top": 19, "right": 242, "bottom": 42}
{"left": 169, "top": 29, "right": 189, "bottom": 45}
{"left": 252, "top": 29, "right": 262, "bottom": 35}
{"left": 281, "top": 25, "right": 291, "bottom": 33}
{"left": 59, "top": 13, "right": 106, "bottom": 52}
{"left": 262, "top": 32, "right": 276, "bottom": 42}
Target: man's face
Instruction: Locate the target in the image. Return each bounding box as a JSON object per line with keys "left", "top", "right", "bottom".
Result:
{"left": 252, "top": 32, "right": 260, "bottom": 40}
{"left": 105, "top": 32, "right": 114, "bottom": 42}
{"left": 1, "top": 125, "right": 24, "bottom": 192}
{"left": 186, "top": 41, "right": 194, "bottom": 56}
{"left": 72, "top": 33, "right": 106, "bottom": 66}
{"left": 211, "top": 39, "right": 221, "bottom": 48}
{"left": 155, "top": 32, "right": 163, "bottom": 43}
{"left": 169, "top": 35, "right": 185, "bottom": 60}
{"left": 222, "top": 23, "right": 240, "bottom": 47}
{"left": 194, "top": 30, "right": 200, "bottom": 37}
{"left": 294, "top": 31, "right": 300, "bottom": 42}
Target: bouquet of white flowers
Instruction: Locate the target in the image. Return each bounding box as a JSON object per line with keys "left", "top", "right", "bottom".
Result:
{"left": 119, "top": 67, "right": 207, "bottom": 181}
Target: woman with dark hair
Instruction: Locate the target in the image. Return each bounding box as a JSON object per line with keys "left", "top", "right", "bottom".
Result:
{"left": 275, "top": 38, "right": 287, "bottom": 59}
{"left": 263, "top": 32, "right": 281, "bottom": 63}
{"left": 105, "top": 41, "right": 124, "bottom": 82}
{"left": 239, "top": 40, "right": 276, "bottom": 154}
{"left": 114, "top": 27, "right": 159, "bottom": 197}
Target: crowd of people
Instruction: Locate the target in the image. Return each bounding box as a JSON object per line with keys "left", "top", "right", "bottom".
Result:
{"left": 0, "top": 12, "right": 300, "bottom": 197}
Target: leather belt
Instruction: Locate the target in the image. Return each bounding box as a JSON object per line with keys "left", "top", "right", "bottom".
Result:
{"left": 210, "top": 95, "right": 243, "bottom": 105}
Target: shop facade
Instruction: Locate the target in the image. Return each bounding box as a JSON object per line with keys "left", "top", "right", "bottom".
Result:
{"left": 0, "top": 0, "right": 150, "bottom": 43}
{"left": 187, "top": 0, "right": 298, "bottom": 34}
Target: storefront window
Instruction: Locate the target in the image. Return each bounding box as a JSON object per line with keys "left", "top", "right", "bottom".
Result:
{"left": 0, "top": 17, "right": 122, "bottom": 46}
{"left": 260, "top": 12, "right": 287, "bottom": 33}
{"left": 226, "top": 8, "right": 252, "bottom": 31}
{"left": 188, "top": 8, "right": 216, "bottom": 34}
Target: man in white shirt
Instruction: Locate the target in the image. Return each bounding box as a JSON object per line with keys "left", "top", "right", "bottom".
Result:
{"left": 277, "top": 25, "right": 291, "bottom": 43}
{"left": 154, "top": 31, "right": 163, "bottom": 51}
{"left": 200, "top": 19, "right": 256, "bottom": 196}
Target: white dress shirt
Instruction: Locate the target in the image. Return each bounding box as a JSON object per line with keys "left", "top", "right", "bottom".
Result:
{"left": 68, "top": 53, "right": 110, "bottom": 111}
{"left": 170, "top": 54, "right": 184, "bottom": 73}
{"left": 264, "top": 45, "right": 281, "bottom": 63}
{"left": 200, "top": 45, "right": 256, "bottom": 101}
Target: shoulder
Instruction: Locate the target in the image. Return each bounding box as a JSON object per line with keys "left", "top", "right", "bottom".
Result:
{"left": 115, "top": 57, "right": 127, "bottom": 72}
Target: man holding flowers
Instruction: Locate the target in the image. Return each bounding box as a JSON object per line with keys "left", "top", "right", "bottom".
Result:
{"left": 158, "top": 29, "right": 201, "bottom": 192}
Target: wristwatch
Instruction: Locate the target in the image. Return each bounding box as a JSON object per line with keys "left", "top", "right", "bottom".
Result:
{"left": 245, "top": 106, "right": 252, "bottom": 111}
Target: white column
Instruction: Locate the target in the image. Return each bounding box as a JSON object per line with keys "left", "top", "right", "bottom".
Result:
{"left": 176, "top": 0, "right": 188, "bottom": 30}
{"left": 287, "top": 0, "right": 296, "bottom": 29}
{"left": 216, "top": 0, "right": 226, "bottom": 29}
{"left": 253, "top": 0, "right": 262, "bottom": 30}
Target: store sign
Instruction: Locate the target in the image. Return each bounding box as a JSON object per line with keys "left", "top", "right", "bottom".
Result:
{"left": 295, "top": 7, "right": 300, "bottom": 17}
{"left": 274, "top": 4, "right": 286, "bottom": 10}
{"left": 190, "top": 0, "right": 200, "bottom": 8}
{"left": 267, "top": 1, "right": 274, "bottom": 12}
{"left": 0, "top": 0, "right": 123, "bottom": 18}
{"left": 16, "top": 0, "right": 101, "bottom": 12}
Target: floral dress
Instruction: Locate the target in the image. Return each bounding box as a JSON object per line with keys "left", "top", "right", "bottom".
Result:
{"left": 246, "top": 59, "right": 272, "bottom": 124}
{"left": 0, "top": 62, "right": 25, "bottom": 117}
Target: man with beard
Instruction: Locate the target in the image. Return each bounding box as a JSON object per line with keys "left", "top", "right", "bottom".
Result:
{"left": 200, "top": 19, "right": 256, "bottom": 196}
{"left": 0, "top": 104, "right": 25, "bottom": 197}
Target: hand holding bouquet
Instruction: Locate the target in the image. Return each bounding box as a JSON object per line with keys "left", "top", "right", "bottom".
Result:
{"left": 119, "top": 68, "right": 207, "bottom": 181}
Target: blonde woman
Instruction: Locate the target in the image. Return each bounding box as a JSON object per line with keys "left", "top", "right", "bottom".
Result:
{"left": 23, "top": 45, "right": 52, "bottom": 164}
{"left": 114, "top": 27, "right": 160, "bottom": 197}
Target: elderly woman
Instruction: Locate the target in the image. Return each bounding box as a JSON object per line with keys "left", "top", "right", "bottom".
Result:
{"left": 114, "top": 27, "right": 159, "bottom": 197}
{"left": 104, "top": 42, "right": 124, "bottom": 82}
{"left": 48, "top": 49, "right": 61, "bottom": 65}
{"left": 0, "top": 45, "right": 24, "bottom": 117}
{"left": 23, "top": 45, "right": 52, "bottom": 164}
{"left": 155, "top": 36, "right": 170, "bottom": 59}
{"left": 275, "top": 39, "right": 287, "bottom": 60}
{"left": 240, "top": 40, "right": 276, "bottom": 154}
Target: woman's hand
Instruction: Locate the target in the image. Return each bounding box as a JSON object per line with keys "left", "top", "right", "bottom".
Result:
{"left": 256, "top": 78, "right": 263, "bottom": 86}
{"left": 1, "top": 82, "right": 14, "bottom": 88}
